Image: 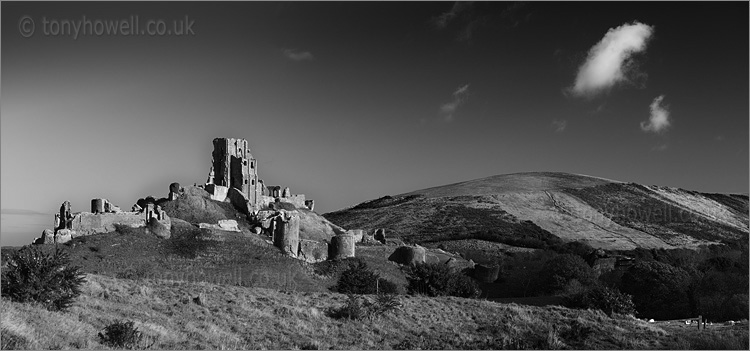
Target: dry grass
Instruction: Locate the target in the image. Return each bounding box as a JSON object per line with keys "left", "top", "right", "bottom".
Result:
{"left": 3, "top": 273, "right": 746, "bottom": 350}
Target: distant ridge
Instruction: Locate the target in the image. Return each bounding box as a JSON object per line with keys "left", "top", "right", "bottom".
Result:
{"left": 325, "top": 172, "right": 749, "bottom": 251}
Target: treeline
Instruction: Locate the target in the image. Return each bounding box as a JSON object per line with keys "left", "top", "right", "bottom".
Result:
{"left": 486, "top": 242, "right": 749, "bottom": 322}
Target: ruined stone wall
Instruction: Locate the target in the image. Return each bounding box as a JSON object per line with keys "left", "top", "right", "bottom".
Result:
{"left": 70, "top": 212, "right": 146, "bottom": 237}
{"left": 257, "top": 195, "right": 307, "bottom": 210}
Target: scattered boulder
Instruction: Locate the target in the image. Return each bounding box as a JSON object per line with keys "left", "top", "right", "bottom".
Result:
{"left": 147, "top": 217, "right": 171, "bottom": 239}
{"left": 227, "top": 187, "right": 251, "bottom": 214}
{"left": 35, "top": 229, "right": 55, "bottom": 244}
{"left": 218, "top": 219, "right": 240, "bottom": 232}
{"left": 55, "top": 229, "right": 73, "bottom": 244}
{"left": 388, "top": 245, "right": 426, "bottom": 266}
{"left": 44, "top": 229, "right": 55, "bottom": 243}
{"left": 347, "top": 229, "right": 364, "bottom": 243}
{"left": 298, "top": 239, "right": 328, "bottom": 263}
{"left": 374, "top": 228, "right": 386, "bottom": 244}
{"left": 193, "top": 293, "right": 206, "bottom": 306}
{"left": 205, "top": 184, "right": 229, "bottom": 202}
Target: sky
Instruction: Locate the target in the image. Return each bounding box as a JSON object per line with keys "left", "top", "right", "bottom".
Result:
{"left": 2, "top": 1, "right": 748, "bottom": 246}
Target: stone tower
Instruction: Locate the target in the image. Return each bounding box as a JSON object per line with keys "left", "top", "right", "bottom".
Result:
{"left": 209, "top": 138, "right": 261, "bottom": 206}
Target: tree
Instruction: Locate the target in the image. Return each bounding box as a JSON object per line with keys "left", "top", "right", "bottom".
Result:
{"left": 566, "top": 285, "right": 636, "bottom": 316}
{"left": 620, "top": 260, "right": 691, "bottom": 320}
{"left": 540, "top": 254, "right": 597, "bottom": 293}
{"left": 404, "top": 263, "right": 480, "bottom": 298}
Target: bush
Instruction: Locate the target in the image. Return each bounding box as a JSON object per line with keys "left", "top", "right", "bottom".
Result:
{"left": 540, "top": 254, "right": 597, "bottom": 293}
{"left": 404, "top": 262, "right": 481, "bottom": 298}
{"left": 98, "top": 320, "right": 145, "bottom": 349}
{"left": 328, "top": 293, "right": 402, "bottom": 321}
{"left": 565, "top": 285, "right": 636, "bottom": 316}
{"left": 1, "top": 246, "right": 86, "bottom": 311}
{"left": 332, "top": 261, "right": 399, "bottom": 295}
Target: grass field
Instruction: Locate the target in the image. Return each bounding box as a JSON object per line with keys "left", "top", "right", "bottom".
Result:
{"left": 3, "top": 273, "right": 747, "bottom": 350}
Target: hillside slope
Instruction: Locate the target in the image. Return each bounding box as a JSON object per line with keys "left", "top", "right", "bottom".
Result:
{"left": 324, "top": 172, "right": 748, "bottom": 250}
{"left": 4, "top": 273, "right": 747, "bottom": 350}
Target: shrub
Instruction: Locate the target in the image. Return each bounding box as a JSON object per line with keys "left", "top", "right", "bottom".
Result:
{"left": 1, "top": 246, "right": 86, "bottom": 311}
{"left": 540, "top": 254, "right": 597, "bottom": 293}
{"left": 328, "top": 294, "right": 368, "bottom": 320}
{"left": 332, "top": 261, "right": 399, "bottom": 295}
{"left": 98, "top": 320, "right": 144, "bottom": 349}
{"left": 404, "top": 262, "right": 481, "bottom": 298}
{"left": 565, "top": 285, "right": 636, "bottom": 316}
{"left": 328, "top": 293, "right": 402, "bottom": 321}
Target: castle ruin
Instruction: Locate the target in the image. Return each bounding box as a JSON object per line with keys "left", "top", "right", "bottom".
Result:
{"left": 203, "top": 137, "right": 312, "bottom": 212}
{"left": 33, "top": 136, "right": 367, "bottom": 264}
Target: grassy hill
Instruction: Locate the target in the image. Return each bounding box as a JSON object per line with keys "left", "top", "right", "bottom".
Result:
{"left": 324, "top": 172, "right": 749, "bottom": 251}
{"left": 3, "top": 273, "right": 747, "bottom": 350}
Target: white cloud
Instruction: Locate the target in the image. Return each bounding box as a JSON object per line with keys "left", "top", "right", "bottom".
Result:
{"left": 433, "top": 2, "right": 471, "bottom": 29}
{"left": 283, "top": 49, "right": 314, "bottom": 61}
{"left": 641, "top": 95, "right": 671, "bottom": 133}
{"left": 551, "top": 119, "right": 567, "bottom": 133}
{"left": 439, "top": 84, "right": 470, "bottom": 122}
{"left": 569, "top": 21, "right": 654, "bottom": 97}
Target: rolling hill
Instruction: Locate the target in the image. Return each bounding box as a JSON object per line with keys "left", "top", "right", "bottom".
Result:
{"left": 323, "top": 172, "right": 749, "bottom": 251}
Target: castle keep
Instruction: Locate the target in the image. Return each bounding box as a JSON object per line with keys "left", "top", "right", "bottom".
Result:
{"left": 206, "top": 138, "right": 261, "bottom": 206}
{"left": 204, "top": 137, "right": 311, "bottom": 212}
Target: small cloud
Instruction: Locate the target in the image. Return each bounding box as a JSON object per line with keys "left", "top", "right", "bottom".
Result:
{"left": 433, "top": 2, "right": 471, "bottom": 29}
{"left": 439, "top": 84, "right": 470, "bottom": 122}
{"left": 568, "top": 21, "right": 654, "bottom": 98}
{"left": 591, "top": 103, "right": 606, "bottom": 114}
{"left": 652, "top": 143, "right": 668, "bottom": 151}
{"left": 551, "top": 119, "right": 567, "bottom": 133}
{"left": 282, "top": 49, "right": 314, "bottom": 61}
{"left": 715, "top": 135, "right": 725, "bottom": 142}
{"left": 641, "top": 95, "right": 671, "bottom": 133}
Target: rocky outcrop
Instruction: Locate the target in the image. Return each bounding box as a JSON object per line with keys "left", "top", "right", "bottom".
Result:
{"left": 55, "top": 229, "right": 74, "bottom": 244}
{"left": 298, "top": 239, "right": 328, "bottom": 263}
{"left": 374, "top": 228, "right": 386, "bottom": 244}
{"left": 473, "top": 264, "right": 500, "bottom": 283}
{"left": 147, "top": 217, "right": 171, "bottom": 239}
{"left": 388, "top": 245, "right": 426, "bottom": 265}
{"left": 198, "top": 219, "right": 241, "bottom": 232}
{"left": 227, "top": 187, "right": 251, "bottom": 214}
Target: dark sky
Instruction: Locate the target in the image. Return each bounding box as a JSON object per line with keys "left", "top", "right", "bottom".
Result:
{"left": 2, "top": 2, "right": 748, "bottom": 246}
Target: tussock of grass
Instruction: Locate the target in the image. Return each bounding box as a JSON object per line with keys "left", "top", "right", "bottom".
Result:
{"left": 4, "top": 273, "right": 746, "bottom": 350}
